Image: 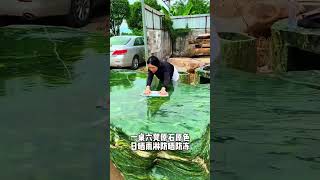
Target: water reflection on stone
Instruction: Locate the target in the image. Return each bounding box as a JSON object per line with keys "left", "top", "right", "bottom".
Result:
{"left": 110, "top": 70, "right": 210, "bottom": 179}
{"left": 0, "top": 25, "right": 107, "bottom": 179}
{"left": 213, "top": 66, "right": 320, "bottom": 180}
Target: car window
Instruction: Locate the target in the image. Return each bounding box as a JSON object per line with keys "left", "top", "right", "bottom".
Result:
{"left": 134, "top": 38, "right": 140, "bottom": 46}
{"left": 111, "top": 36, "right": 131, "bottom": 45}
{"left": 139, "top": 37, "right": 144, "bottom": 45}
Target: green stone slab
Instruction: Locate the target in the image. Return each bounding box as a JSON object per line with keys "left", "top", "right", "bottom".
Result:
{"left": 0, "top": 25, "right": 107, "bottom": 179}
{"left": 110, "top": 70, "right": 210, "bottom": 180}
{"left": 271, "top": 19, "right": 320, "bottom": 72}
{"left": 0, "top": 25, "right": 107, "bottom": 80}
{"left": 218, "top": 32, "right": 257, "bottom": 73}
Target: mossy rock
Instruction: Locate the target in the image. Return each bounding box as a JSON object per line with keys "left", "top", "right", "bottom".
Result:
{"left": 218, "top": 32, "right": 257, "bottom": 73}
{"left": 178, "top": 72, "right": 190, "bottom": 84}
{"left": 271, "top": 19, "right": 320, "bottom": 73}
{"left": 196, "top": 66, "right": 210, "bottom": 80}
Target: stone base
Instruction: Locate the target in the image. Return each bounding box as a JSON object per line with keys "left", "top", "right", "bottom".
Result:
{"left": 218, "top": 32, "right": 257, "bottom": 73}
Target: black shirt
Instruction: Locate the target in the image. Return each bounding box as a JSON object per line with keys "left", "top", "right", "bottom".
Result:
{"left": 146, "top": 61, "right": 174, "bottom": 90}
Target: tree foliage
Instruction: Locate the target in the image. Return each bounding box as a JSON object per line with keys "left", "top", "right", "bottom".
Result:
{"left": 171, "top": 0, "right": 210, "bottom": 16}
{"left": 145, "top": 0, "right": 162, "bottom": 11}
{"left": 110, "top": 0, "right": 130, "bottom": 36}
{"left": 127, "top": 1, "right": 143, "bottom": 34}
{"left": 127, "top": 0, "right": 162, "bottom": 32}
{"left": 161, "top": 7, "right": 190, "bottom": 46}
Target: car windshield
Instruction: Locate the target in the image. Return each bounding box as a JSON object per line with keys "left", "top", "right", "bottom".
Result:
{"left": 110, "top": 36, "right": 131, "bottom": 45}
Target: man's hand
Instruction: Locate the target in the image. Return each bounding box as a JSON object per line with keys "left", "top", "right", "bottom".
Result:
{"left": 144, "top": 86, "right": 151, "bottom": 95}
{"left": 159, "top": 87, "right": 168, "bottom": 96}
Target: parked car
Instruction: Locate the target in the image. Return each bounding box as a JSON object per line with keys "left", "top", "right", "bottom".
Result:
{"left": 0, "top": 0, "right": 106, "bottom": 27}
{"left": 110, "top": 36, "right": 145, "bottom": 70}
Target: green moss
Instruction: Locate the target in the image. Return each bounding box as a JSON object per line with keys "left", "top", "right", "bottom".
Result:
{"left": 110, "top": 70, "right": 210, "bottom": 179}
{"left": 218, "top": 32, "right": 254, "bottom": 41}
{"left": 218, "top": 32, "right": 257, "bottom": 73}
{"left": 271, "top": 19, "right": 320, "bottom": 72}
{"left": 0, "top": 25, "right": 107, "bottom": 81}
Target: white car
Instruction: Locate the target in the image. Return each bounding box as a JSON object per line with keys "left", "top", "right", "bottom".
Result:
{"left": 0, "top": 0, "right": 106, "bottom": 27}
{"left": 110, "top": 36, "right": 145, "bottom": 70}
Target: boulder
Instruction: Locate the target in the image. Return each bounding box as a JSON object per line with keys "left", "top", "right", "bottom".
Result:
{"left": 195, "top": 39, "right": 210, "bottom": 44}
{"left": 201, "top": 43, "right": 211, "bottom": 48}
{"left": 214, "top": 0, "right": 306, "bottom": 37}
{"left": 191, "top": 48, "right": 211, "bottom": 56}
{"left": 196, "top": 33, "right": 211, "bottom": 39}
{"left": 168, "top": 58, "right": 206, "bottom": 73}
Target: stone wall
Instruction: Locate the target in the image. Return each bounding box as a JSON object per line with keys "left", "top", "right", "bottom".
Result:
{"left": 173, "top": 29, "right": 211, "bottom": 57}
{"left": 147, "top": 29, "right": 211, "bottom": 60}
{"left": 147, "top": 29, "right": 172, "bottom": 60}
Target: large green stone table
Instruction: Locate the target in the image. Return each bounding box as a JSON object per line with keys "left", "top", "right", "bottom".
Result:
{"left": 271, "top": 19, "right": 320, "bottom": 72}
{"left": 110, "top": 70, "right": 210, "bottom": 180}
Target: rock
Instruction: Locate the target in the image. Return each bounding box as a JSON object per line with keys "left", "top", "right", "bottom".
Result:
{"left": 271, "top": 18, "right": 320, "bottom": 72}
{"left": 168, "top": 58, "right": 205, "bottom": 73}
{"left": 195, "top": 57, "right": 211, "bottom": 64}
{"left": 191, "top": 48, "right": 211, "bottom": 56}
{"left": 201, "top": 43, "right": 211, "bottom": 48}
{"left": 196, "top": 33, "right": 210, "bottom": 39}
{"left": 168, "top": 57, "right": 210, "bottom": 84}
{"left": 218, "top": 32, "right": 257, "bottom": 73}
{"left": 257, "top": 65, "right": 273, "bottom": 73}
{"left": 178, "top": 72, "right": 191, "bottom": 84}
{"left": 196, "top": 65, "right": 211, "bottom": 79}
{"left": 214, "top": 0, "right": 306, "bottom": 37}
{"left": 195, "top": 39, "right": 210, "bottom": 44}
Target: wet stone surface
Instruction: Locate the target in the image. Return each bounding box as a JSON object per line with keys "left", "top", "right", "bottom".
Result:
{"left": 110, "top": 69, "right": 210, "bottom": 180}
{"left": 0, "top": 25, "right": 107, "bottom": 179}
{"left": 213, "top": 66, "right": 320, "bottom": 180}
{"left": 271, "top": 19, "right": 320, "bottom": 72}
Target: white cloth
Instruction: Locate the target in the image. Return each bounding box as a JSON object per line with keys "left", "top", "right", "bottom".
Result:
{"left": 172, "top": 66, "right": 179, "bottom": 82}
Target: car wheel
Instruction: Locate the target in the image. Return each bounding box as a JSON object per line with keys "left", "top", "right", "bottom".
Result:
{"left": 66, "top": 0, "right": 91, "bottom": 28}
{"left": 131, "top": 56, "right": 140, "bottom": 70}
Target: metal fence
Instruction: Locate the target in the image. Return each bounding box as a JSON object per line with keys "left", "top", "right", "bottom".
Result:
{"left": 171, "top": 14, "right": 210, "bottom": 31}
{"left": 143, "top": 6, "right": 210, "bottom": 59}
{"left": 144, "top": 5, "right": 210, "bottom": 31}
{"left": 145, "top": 5, "right": 164, "bottom": 30}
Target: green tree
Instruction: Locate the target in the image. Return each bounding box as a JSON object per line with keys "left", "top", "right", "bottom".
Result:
{"left": 189, "top": 0, "right": 210, "bottom": 14}
{"left": 127, "top": 1, "right": 142, "bottom": 34}
{"left": 145, "top": 0, "right": 162, "bottom": 11}
{"left": 127, "top": 0, "right": 162, "bottom": 33}
{"left": 171, "top": 0, "right": 209, "bottom": 16}
{"left": 110, "top": 0, "right": 130, "bottom": 36}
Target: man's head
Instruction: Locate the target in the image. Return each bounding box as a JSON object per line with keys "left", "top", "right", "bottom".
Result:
{"left": 147, "top": 56, "right": 160, "bottom": 73}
